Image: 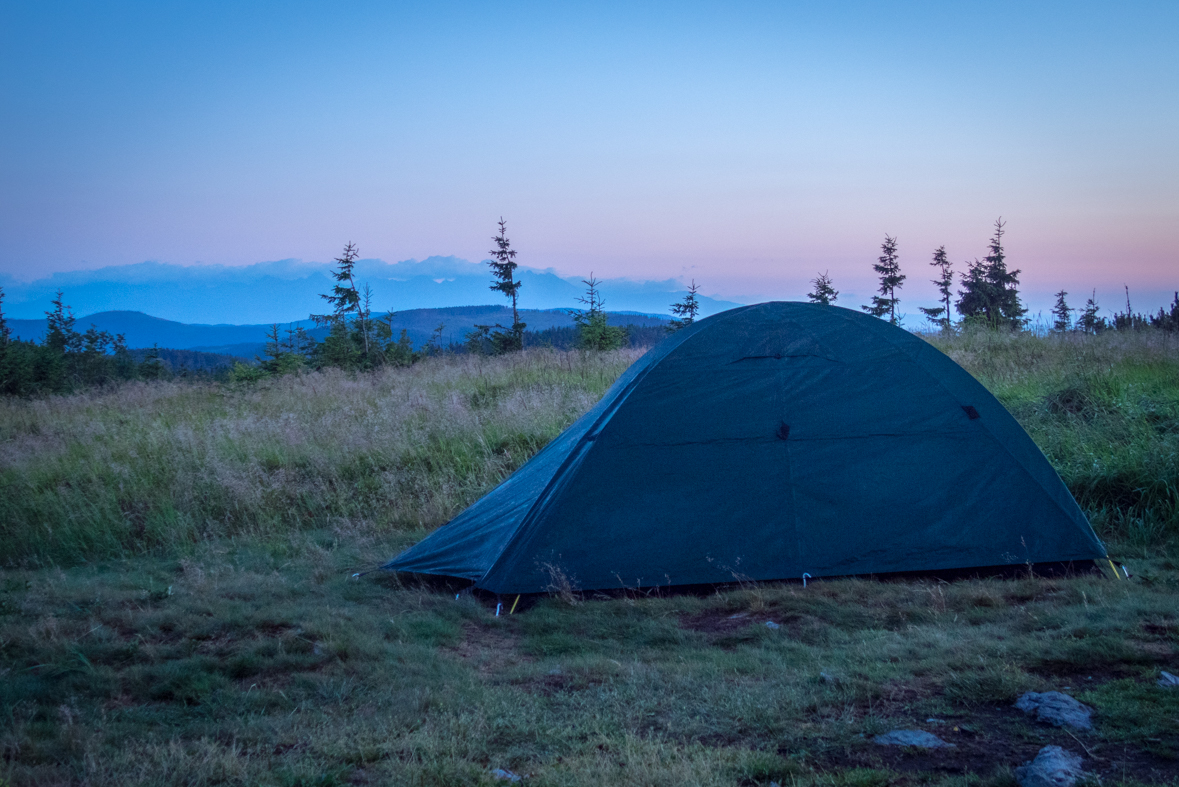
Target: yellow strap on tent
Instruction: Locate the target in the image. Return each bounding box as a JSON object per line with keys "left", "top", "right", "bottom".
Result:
{"left": 510, "top": 595, "right": 521, "bottom": 614}
{"left": 1107, "top": 559, "right": 1121, "bottom": 579}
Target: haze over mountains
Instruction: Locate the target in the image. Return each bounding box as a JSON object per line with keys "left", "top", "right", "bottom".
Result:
{"left": 0, "top": 256, "right": 739, "bottom": 324}
{"left": 7, "top": 307, "right": 670, "bottom": 360}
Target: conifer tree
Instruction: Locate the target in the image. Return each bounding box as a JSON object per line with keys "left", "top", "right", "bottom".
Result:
{"left": 573, "top": 275, "right": 627, "bottom": 350}
{"left": 982, "top": 218, "right": 1025, "bottom": 327}
{"left": 1051, "top": 291, "right": 1072, "bottom": 332}
{"left": 863, "top": 235, "right": 904, "bottom": 324}
{"left": 956, "top": 219, "right": 1025, "bottom": 329}
{"left": 0, "top": 287, "right": 8, "bottom": 356}
{"left": 1150, "top": 292, "right": 1179, "bottom": 332}
{"left": 918, "top": 246, "right": 954, "bottom": 329}
{"left": 0, "top": 287, "right": 9, "bottom": 392}
{"left": 487, "top": 218, "right": 525, "bottom": 352}
{"left": 46, "top": 290, "right": 80, "bottom": 355}
{"left": 1077, "top": 290, "right": 1105, "bottom": 334}
{"left": 312, "top": 242, "right": 367, "bottom": 368}
{"left": 807, "top": 272, "right": 838, "bottom": 306}
{"left": 138, "top": 344, "right": 167, "bottom": 380}
{"left": 667, "top": 281, "right": 701, "bottom": 332}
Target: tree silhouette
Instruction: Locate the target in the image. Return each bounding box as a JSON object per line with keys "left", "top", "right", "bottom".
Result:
{"left": 918, "top": 246, "right": 954, "bottom": 329}
{"left": 807, "top": 272, "right": 838, "bottom": 306}
{"left": 862, "top": 235, "right": 904, "bottom": 324}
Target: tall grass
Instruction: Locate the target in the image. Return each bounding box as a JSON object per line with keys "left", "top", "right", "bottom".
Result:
{"left": 2, "top": 330, "right": 1176, "bottom": 566}
{"left": 928, "top": 328, "right": 1179, "bottom": 552}
{"left": 0, "top": 349, "right": 640, "bottom": 564}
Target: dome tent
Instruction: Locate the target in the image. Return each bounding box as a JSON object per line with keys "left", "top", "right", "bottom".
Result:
{"left": 385, "top": 302, "right": 1107, "bottom": 594}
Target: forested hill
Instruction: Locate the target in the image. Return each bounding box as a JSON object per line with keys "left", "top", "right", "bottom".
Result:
{"left": 8, "top": 306, "right": 669, "bottom": 359}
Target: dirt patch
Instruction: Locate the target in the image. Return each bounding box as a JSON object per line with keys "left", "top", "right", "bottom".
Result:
{"left": 814, "top": 705, "right": 1179, "bottom": 785}
{"left": 450, "top": 622, "right": 532, "bottom": 677}
{"left": 678, "top": 609, "right": 801, "bottom": 636}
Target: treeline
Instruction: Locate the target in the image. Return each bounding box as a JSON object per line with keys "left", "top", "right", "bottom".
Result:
{"left": 240, "top": 221, "right": 695, "bottom": 381}
{"left": 807, "top": 218, "right": 1179, "bottom": 333}
{"left": 0, "top": 291, "right": 176, "bottom": 396}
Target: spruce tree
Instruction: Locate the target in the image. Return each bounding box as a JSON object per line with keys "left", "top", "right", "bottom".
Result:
{"left": 312, "top": 242, "right": 366, "bottom": 368}
{"left": 46, "top": 290, "right": 80, "bottom": 355}
{"left": 0, "top": 287, "right": 9, "bottom": 393}
{"left": 668, "top": 281, "right": 701, "bottom": 332}
{"left": 862, "top": 235, "right": 904, "bottom": 324}
{"left": 955, "top": 220, "right": 1025, "bottom": 329}
{"left": 1077, "top": 290, "right": 1105, "bottom": 334}
{"left": 1150, "top": 292, "right": 1179, "bottom": 332}
{"left": 487, "top": 218, "right": 525, "bottom": 352}
{"left": 918, "top": 246, "right": 954, "bottom": 329}
{"left": 1050, "top": 291, "right": 1072, "bottom": 332}
{"left": 982, "top": 219, "right": 1025, "bottom": 327}
{"left": 807, "top": 272, "right": 838, "bottom": 306}
{"left": 573, "top": 275, "right": 627, "bottom": 350}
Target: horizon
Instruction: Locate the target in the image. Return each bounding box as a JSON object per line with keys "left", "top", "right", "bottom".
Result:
{"left": 1, "top": 2, "right": 1176, "bottom": 313}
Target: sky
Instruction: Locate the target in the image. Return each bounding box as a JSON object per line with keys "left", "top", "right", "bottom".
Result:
{"left": 2, "top": 0, "right": 1177, "bottom": 316}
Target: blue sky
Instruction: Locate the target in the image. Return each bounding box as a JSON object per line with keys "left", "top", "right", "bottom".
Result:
{"left": 1, "top": 1, "right": 1176, "bottom": 313}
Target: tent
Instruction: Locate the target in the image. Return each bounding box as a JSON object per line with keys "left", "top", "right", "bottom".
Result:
{"left": 385, "top": 302, "right": 1107, "bottom": 593}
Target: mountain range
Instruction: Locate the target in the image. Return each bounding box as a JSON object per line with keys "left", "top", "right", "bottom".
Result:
{"left": 7, "top": 306, "right": 671, "bottom": 359}
{"left": 0, "top": 256, "right": 740, "bottom": 324}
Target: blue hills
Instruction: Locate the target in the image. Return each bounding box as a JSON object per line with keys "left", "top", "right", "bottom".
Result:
{"left": 7, "top": 306, "right": 673, "bottom": 360}
{"left": 0, "top": 256, "right": 740, "bottom": 325}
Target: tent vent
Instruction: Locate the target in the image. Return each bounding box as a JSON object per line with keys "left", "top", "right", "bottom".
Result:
{"left": 776, "top": 423, "right": 791, "bottom": 440}
{"left": 962, "top": 405, "right": 980, "bottom": 420}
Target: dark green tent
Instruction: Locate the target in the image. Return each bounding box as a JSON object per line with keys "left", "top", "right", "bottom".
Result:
{"left": 385, "top": 302, "right": 1107, "bottom": 593}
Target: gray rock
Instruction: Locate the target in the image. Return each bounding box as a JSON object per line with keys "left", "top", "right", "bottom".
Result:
{"left": 819, "top": 671, "right": 837, "bottom": 684}
{"left": 1015, "top": 746, "right": 1084, "bottom": 787}
{"left": 1158, "top": 670, "right": 1179, "bottom": 688}
{"left": 872, "top": 729, "right": 954, "bottom": 748}
{"left": 490, "top": 768, "right": 521, "bottom": 782}
{"left": 1015, "top": 691, "right": 1093, "bottom": 731}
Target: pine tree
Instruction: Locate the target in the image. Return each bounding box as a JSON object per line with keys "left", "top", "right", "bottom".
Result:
{"left": 862, "top": 235, "right": 904, "bottom": 324}
{"left": 138, "top": 344, "right": 167, "bottom": 380}
{"left": 957, "top": 219, "right": 1025, "bottom": 329}
{"left": 0, "top": 287, "right": 10, "bottom": 393}
{"left": 918, "top": 246, "right": 954, "bottom": 329}
{"left": 667, "top": 281, "right": 701, "bottom": 332}
{"left": 1150, "top": 292, "right": 1179, "bottom": 332}
{"left": 1077, "top": 290, "right": 1106, "bottom": 334}
{"left": 312, "top": 243, "right": 369, "bottom": 369}
{"left": 487, "top": 218, "right": 526, "bottom": 352}
{"left": 983, "top": 219, "right": 1025, "bottom": 327}
{"left": 1051, "top": 291, "right": 1072, "bottom": 332}
{"left": 807, "top": 272, "right": 838, "bottom": 306}
{"left": 573, "top": 274, "right": 627, "bottom": 350}
{"left": 0, "top": 287, "right": 8, "bottom": 356}
{"left": 45, "top": 290, "right": 80, "bottom": 355}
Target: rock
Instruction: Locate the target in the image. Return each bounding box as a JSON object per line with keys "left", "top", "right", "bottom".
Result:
{"left": 1159, "top": 670, "right": 1179, "bottom": 688}
{"left": 1015, "top": 745, "right": 1084, "bottom": 787}
{"left": 1015, "top": 691, "right": 1093, "bottom": 731}
{"left": 819, "top": 671, "right": 837, "bottom": 684}
{"left": 765, "top": 621, "right": 781, "bottom": 630}
{"left": 490, "top": 768, "right": 521, "bottom": 782}
{"left": 872, "top": 730, "right": 954, "bottom": 748}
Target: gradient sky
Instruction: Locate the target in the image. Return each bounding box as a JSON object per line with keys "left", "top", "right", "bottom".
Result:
{"left": 2, "top": 1, "right": 1177, "bottom": 314}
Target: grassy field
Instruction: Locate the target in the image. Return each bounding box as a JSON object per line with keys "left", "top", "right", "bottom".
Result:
{"left": 1, "top": 330, "right": 1178, "bottom": 786}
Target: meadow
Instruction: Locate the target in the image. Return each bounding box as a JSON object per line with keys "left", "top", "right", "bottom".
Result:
{"left": 1, "top": 329, "right": 1177, "bottom": 786}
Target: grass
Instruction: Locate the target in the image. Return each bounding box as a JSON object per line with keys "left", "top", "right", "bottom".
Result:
{"left": 0, "top": 349, "right": 641, "bottom": 565}
{"left": 1, "top": 329, "right": 1178, "bottom": 785}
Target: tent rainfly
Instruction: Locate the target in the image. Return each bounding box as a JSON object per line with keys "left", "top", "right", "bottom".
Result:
{"left": 385, "top": 302, "right": 1108, "bottom": 593}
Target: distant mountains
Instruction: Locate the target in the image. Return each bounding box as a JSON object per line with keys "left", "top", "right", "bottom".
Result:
{"left": 8, "top": 306, "right": 671, "bottom": 360}
{"left": 0, "top": 256, "right": 741, "bottom": 324}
